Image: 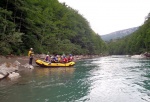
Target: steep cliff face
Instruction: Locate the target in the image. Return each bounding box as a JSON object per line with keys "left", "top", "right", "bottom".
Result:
{"left": 101, "top": 27, "right": 139, "bottom": 41}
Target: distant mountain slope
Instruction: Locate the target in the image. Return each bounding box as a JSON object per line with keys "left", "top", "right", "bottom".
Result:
{"left": 101, "top": 27, "right": 139, "bottom": 41}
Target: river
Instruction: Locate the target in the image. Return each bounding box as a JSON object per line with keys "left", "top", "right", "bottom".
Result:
{"left": 0, "top": 55, "right": 150, "bottom": 102}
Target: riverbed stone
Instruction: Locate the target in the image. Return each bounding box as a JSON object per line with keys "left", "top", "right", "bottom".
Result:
{"left": 0, "top": 74, "right": 4, "bottom": 79}
{"left": 8, "top": 72, "right": 20, "bottom": 79}
{"left": 22, "top": 63, "right": 34, "bottom": 69}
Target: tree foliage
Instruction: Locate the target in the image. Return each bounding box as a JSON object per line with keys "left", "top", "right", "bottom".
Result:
{"left": 107, "top": 13, "right": 150, "bottom": 55}
{"left": 0, "top": 0, "right": 107, "bottom": 55}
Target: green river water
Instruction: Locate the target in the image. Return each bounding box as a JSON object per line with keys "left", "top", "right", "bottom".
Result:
{"left": 0, "top": 55, "right": 150, "bottom": 102}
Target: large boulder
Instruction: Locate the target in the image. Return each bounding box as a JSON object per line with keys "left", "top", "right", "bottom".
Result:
{"left": 8, "top": 72, "right": 20, "bottom": 79}
{"left": 0, "top": 61, "right": 21, "bottom": 80}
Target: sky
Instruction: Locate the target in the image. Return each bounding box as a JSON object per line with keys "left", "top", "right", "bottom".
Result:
{"left": 58, "top": 0, "right": 150, "bottom": 35}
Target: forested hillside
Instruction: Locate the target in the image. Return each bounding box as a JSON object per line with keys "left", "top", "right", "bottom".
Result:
{"left": 0, "top": 0, "right": 107, "bottom": 55}
{"left": 108, "top": 13, "right": 150, "bottom": 55}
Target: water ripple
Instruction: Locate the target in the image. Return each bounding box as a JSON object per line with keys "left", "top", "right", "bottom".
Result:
{"left": 1, "top": 56, "right": 150, "bottom": 102}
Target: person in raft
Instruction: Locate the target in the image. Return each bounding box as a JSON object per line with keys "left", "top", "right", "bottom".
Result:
{"left": 28, "top": 48, "right": 34, "bottom": 65}
{"left": 45, "top": 55, "right": 51, "bottom": 62}
{"left": 68, "top": 54, "right": 74, "bottom": 62}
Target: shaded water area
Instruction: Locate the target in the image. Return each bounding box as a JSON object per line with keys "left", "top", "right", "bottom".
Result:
{"left": 0, "top": 55, "right": 150, "bottom": 102}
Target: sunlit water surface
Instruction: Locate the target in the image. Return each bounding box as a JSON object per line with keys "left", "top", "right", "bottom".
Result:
{"left": 0, "top": 55, "right": 150, "bottom": 102}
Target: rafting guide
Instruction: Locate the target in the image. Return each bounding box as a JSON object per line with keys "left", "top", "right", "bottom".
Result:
{"left": 28, "top": 48, "right": 34, "bottom": 65}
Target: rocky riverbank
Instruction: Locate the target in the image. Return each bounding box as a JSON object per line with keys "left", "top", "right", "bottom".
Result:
{"left": 0, "top": 54, "right": 103, "bottom": 81}
{"left": 0, "top": 58, "right": 34, "bottom": 80}
{"left": 1, "top": 53, "right": 149, "bottom": 81}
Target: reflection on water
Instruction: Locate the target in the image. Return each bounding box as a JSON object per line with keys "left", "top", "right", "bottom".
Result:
{"left": 35, "top": 67, "right": 75, "bottom": 77}
{"left": 0, "top": 56, "right": 150, "bottom": 102}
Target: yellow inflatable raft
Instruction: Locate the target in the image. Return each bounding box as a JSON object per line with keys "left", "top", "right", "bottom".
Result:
{"left": 35, "top": 59, "right": 75, "bottom": 67}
